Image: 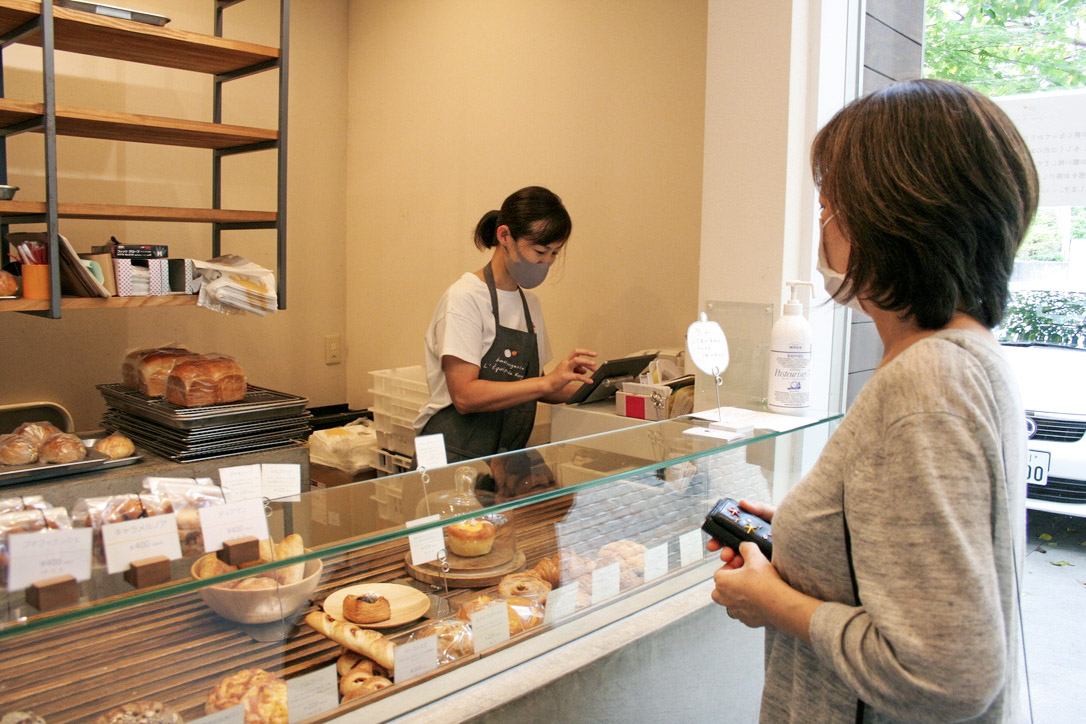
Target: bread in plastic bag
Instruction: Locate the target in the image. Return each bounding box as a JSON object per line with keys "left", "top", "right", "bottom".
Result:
{"left": 308, "top": 420, "right": 377, "bottom": 474}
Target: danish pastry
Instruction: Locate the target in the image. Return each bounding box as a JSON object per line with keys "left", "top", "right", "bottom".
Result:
{"left": 343, "top": 591, "right": 392, "bottom": 624}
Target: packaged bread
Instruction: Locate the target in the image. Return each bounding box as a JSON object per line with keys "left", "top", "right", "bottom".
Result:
{"left": 10, "top": 421, "right": 63, "bottom": 447}
{"left": 407, "top": 618, "right": 474, "bottom": 663}
{"left": 143, "top": 478, "right": 225, "bottom": 556}
{"left": 205, "top": 668, "right": 285, "bottom": 718}
{"left": 73, "top": 493, "right": 173, "bottom": 564}
{"left": 0, "top": 435, "right": 38, "bottom": 466}
{"left": 121, "top": 346, "right": 194, "bottom": 397}
{"left": 38, "top": 433, "right": 88, "bottom": 464}
{"left": 165, "top": 354, "right": 247, "bottom": 407}
{"left": 0, "top": 495, "right": 50, "bottom": 515}
{"left": 0, "top": 507, "right": 72, "bottom": 580}
{"left": 455, "top": 594, "right": 542, "bottom": 636}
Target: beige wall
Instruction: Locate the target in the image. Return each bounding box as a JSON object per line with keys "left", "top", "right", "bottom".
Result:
{"left": 343, "top": 0, "right": 707, "bottom": 410}
{"left": 1, "top": 0, "right": 348, "bottom": 430}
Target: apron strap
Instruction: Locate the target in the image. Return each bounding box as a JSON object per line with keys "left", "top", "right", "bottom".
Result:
{"left": 484, "top": 262, "right": 535, "bottom": 333}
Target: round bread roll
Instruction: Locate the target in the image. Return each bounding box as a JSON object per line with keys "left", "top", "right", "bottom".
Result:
{"left": 205, "top": 668, "right": 279, "bottom": 714}
{"left": 498, "top": 572, "right": 551, "bottom": 602}
{"left": 343, "top": 591, "right": 391, "bottom": 624}
{"left": 0, "top": 435, "right": 38, "bottom": 466}
{"left": 93, "top": 700, "right": 183, "bottom": 724}
{"left": 445, "top": 518, "right": 497, "bottom": 557}
{"left": 242, "top": 678, "right": 287, "bottom": 724}
{"left": 93, "top": 432, "right": 135, "bottom": 460}
{"left": 0, "top": 269, "right": 17, "bottom": 296}
{"left": 597, "top": 540, "right": 647, "bottom": 575}
{"left": 38, "top": 433, "right": 87, "bottom": 464}
{"left": 341, "top": 675, "right": 392, "bottom": 702}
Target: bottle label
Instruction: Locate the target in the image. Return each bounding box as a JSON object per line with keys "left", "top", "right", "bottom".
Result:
{"left": 768, "top": 352, "right": 811, "bottom": 409}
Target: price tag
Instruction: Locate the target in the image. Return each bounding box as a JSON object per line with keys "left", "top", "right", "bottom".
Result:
{"left": 7, "top": 528, "right": 93, "bottom": 592}
{"left": 218, "top": 464, "right": 263, "bottom": 502}
{"left": 189, "top": 705, "right": 243, "bottom": 724}
{"left": 199, "top": 499, "right": 270, "bottom": 552}
{"left": 643, "top": 543, "right": 669, "bottom": 582}
{"left": 679, "top": 529, "right": 705, "bottom": 567}
{"left": 414, "top": 433, "right": 448, "bottom": 470}
{"left": 101, "top": 514, "right": 183, "bottom": 575}
{"left": 262, "top": 463, "right": 302, "bottom": 501}
{"left": 591, "top": 562, "right": 620, "bottom": 605}
{"left": 406, "top": 514, "right": 443, "bottom": 565}
{"left": 394, "top": 634, "right": 440, "bottom": 683}
{"left": 543, "top": 583, "right": 579, "bottom": 625}
{"left": 287, "top": 664, "right": 338, "bottom": 722}
{"left": 686, "top": 314, "right": 729, "bottom": 376}
{"left": 470, "top": 600, "right": 511, "bottom": 652}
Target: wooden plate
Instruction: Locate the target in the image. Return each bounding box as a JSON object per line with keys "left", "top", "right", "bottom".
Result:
{"left": 321, "top": 583, "right": 429, "bottom": 629}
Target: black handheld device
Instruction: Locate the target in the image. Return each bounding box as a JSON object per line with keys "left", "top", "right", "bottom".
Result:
{"left": 702, "top": 497, "right": 773, "bottom": 559}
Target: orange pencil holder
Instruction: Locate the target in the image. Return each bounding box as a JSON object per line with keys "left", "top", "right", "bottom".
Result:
{"left": 21, "top": 264, "right": 52, "bottom": 299}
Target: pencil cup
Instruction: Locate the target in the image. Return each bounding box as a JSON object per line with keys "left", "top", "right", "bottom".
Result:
{"left": 21, "top": 264, "right": 51, "bottom": 299}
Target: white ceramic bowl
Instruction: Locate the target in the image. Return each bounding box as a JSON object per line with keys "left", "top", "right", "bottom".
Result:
{"left": 191, "top": 554, "right": 322, "bottom": 625}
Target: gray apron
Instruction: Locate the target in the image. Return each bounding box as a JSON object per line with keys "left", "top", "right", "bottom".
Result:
{"left": 419, "top": 263, "right": 541, "bottom": 462}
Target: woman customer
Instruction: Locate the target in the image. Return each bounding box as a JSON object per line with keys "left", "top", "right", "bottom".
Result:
{"left": 710, "top": 78, "right": 1038, "bottom": 722}
{"left": 414, "top": 186, "right": 597, "bottom": 463}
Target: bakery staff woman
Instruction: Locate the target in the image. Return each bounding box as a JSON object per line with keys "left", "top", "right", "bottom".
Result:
{"left": 414, "top": 186, "right": 598, "bottom": 463}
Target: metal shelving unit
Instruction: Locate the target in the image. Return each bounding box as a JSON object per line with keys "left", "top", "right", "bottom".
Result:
{"left": 0, "top": 0, "right": 289, "bottom": 317}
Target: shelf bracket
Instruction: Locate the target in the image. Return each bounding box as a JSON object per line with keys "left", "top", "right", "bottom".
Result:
{"left": 0, "top": 18, "right": 42, "bottom": 49}
{"left": 0, "top": 116, "right": 46, "bottom": 138}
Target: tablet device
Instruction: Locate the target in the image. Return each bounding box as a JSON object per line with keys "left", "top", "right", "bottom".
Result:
{"left": 564, "top": 353, "right": 657, "bottom": 405}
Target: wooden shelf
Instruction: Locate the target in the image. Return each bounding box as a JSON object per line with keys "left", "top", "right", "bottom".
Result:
{"left": 0, "top": 99, "right": 277, "bottom": 150}
{"left": 0, "top": 200, "right": 276, "bottom": 223}
{"left": 0, "top": 0, "right": 279, "bottom": 75}
{"left": 0, "top": 294, "right": 199, "bottom": 312}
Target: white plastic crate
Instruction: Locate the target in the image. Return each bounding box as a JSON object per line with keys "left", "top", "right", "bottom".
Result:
{"left": 376, "top": 428, "right": 415, "bottom": 456}
{"left": 369, "top": 365, "right": 429, "bottom": 457}
{"left": 370, "top": 366, "right": 430, "bottom": 406}
{"left": 374, "top": 448, "right": 413, "bottom": 478}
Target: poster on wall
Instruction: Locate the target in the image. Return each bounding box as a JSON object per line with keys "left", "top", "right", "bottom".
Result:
{"left": 994, "top": 89, "right": 1086, "bottom": 207}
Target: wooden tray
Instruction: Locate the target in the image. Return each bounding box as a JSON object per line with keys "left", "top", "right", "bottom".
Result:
{"left": 442, "top": 533, "right": 516, "bottom": 571}
{"left": 404, "top": 549, "right": 526, "bottom": 588}
{"left": 320, "top": 583, "right": 429, "bottom": 629}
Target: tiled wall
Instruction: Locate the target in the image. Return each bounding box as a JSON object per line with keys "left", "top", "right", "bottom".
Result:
{"left": 845, "top": 0, "right": 924, "bottom": 406}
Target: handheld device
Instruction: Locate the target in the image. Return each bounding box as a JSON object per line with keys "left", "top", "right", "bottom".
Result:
{"left": 702, "top": 497, "right": 773, "bottom": 559}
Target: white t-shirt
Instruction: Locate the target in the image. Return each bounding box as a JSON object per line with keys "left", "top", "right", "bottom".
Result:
{"left": 413, "top": 272, "right": 552, "bottom": 431}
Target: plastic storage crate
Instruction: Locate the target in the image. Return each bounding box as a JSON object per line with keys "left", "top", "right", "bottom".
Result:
{"left": 369, "top": 365, "right": 429, "bottom": 456}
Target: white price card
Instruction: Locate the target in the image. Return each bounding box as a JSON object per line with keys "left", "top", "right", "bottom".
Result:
{"left": 262, "top": 463, "right": 302, "bottom": 502}
{"left": 591, "top": 562, "right": 621, "bottom": 605}
{"left": 643, "top": 543, "right": 669, "bottom": 583}
{"left": 190, "top": 705, "right": 244, "bottom": 724}
{"left": 406, "top": 514, "right": 443, "bottom": 565}
{"left": 414, "top": 433, "right": 448, "bottom": 470}
{"left": 199, "top": 498, "right": 270, "bottom": 553}
{"left": 679, "top": 529, "right": 705, "bottom": 567}
{"left": 287, "top": 663, "right": 338, "bottom": 722}
{"left": 218, "top": 464, "right": 263, "bottom": 502}
{"left": 6, "top": 528, "right": 93, "bottom": 592}
{"left": 101, "top": 514, "right": 183, "bottom": 574}
{"left": 470, "top": 600, "right": 511, "bottom": 652}
{"left": 394, "top": 634, "right": 440, "bottom": 683}
{"left": 543, "top": 583, "right": 579, "bottom": 625}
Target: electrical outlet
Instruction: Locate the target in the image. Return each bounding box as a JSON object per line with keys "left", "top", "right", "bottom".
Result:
{"left": 324, "top": 334, "right": 343, "bottom": 365}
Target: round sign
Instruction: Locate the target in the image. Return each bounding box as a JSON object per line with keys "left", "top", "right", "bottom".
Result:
{"left": 686, "top": 315, "right": 729, "bottom": 376}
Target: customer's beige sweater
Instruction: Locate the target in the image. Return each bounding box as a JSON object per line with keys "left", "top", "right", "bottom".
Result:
{"left": 760, "top": 330, "right": 1028, "bottom": 723}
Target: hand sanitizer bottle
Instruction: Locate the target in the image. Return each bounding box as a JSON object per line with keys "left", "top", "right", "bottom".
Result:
{"left": 767, "top": 280, "right": 815, "bottom": 415}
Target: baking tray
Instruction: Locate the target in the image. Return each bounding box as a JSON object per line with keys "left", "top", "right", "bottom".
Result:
{"left": 0, "top": 438, "right": 141, "bottom": 488}
{"left": 111, "top": 432, "right": 303, "bottom": 463}
{"left": 102, "top": 410, "right": 312, "bottom": 444}
{"left": 97, "top": 383, "right": 309, "bottom": 430}
{"left": 55, "top": 0, "right": 170, "bottom": 26}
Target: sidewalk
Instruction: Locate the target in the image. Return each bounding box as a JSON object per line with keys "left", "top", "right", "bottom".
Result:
{"left": 1022, "top": 510, "right": 1086, "bottom": 722}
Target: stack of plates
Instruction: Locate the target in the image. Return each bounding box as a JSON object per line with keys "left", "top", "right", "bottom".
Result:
{"left": 97, "top": 383, "right": 311, "bottom": 462}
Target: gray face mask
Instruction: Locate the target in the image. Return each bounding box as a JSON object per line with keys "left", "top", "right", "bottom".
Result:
{"left": 505, "top": 240, "right": 551, "bottom": 289}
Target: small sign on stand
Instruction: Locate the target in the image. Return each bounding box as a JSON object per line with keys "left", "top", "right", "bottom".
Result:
{"left": 26, "top": 575, "right": 78, "bottom": 612}
{"left": 217, "top": 536, "right": 261, "bottom": 566}
{"left": 124, "top": 555, "right": 171, "bottom": 589}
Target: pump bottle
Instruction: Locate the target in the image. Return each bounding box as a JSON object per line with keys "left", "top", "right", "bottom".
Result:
{"left": 767, "top": 280, "right": 815, "bottom": 415}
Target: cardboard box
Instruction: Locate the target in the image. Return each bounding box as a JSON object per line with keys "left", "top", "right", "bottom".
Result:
{"left": 113, "top": 258, "right": 169, "bottom": 296}
{"left": 168, "top": 258, "right": 199, "bottom": 294}
{"left": 616, "top": 390, "right": 669, "bottom": 420}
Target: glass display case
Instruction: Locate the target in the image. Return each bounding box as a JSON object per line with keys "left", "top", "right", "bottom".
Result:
{"left": 0, "top": 411, "right": 838, "bottom": 722}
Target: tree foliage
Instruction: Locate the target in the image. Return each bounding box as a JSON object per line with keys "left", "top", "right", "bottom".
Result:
{"left": 998, "top": 290, "right": 1086, "bottom": 348}
{"left": 924, "top": 1, "right": 1086, "bottom": 95}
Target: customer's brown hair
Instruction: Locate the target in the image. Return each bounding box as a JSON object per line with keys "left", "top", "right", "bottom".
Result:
{"left": 811, "top": 78, "right": 1038, "bottom": 329}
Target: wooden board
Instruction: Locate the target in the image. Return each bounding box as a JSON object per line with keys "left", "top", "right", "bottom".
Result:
{"left": 442, "top": 532, "right": 516, "bottom": 571}
{"left": 320, "top": 583, "right": 429, "bottom": 629}
{"left": 404, "top": 549, "right": 526, "bottom": 589}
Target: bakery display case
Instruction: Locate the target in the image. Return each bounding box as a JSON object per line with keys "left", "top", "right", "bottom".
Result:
{"left": 0, "top": 411, "right": 838, "bottom": 722}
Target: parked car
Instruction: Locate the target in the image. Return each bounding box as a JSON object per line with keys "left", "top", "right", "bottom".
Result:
{"left": 998, "top": 290, "right": 1086, "bottom": 518}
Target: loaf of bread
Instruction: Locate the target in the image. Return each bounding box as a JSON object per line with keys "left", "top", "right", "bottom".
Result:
{"left": 122, "top": 347, "right": 194, "bottom": 397}
{"left": 11, "top": 421, "right": 63, "bottom": 447}
{"left": 38, "top": 433, "right": 88, "bottom": 464}
{"left": 165, "top": 354, "right": 247, "bottom": 407}
{"left": 0, "top": 435, "right": 38, "bottom": 466}
{"left": 304, "top": 611, "right": 396, "bottom": 671}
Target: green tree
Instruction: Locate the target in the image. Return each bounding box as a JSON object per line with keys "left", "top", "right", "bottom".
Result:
{"left": 924, "top": 1, "right": 1086, "bottom": 95}
{"left": 1021, "top": 209, "right": 1064, "bottom": 260}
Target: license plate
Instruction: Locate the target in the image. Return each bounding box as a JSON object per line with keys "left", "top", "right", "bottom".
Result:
{"left": 1027, "top": 450, "right": 1051, "bottom": 486}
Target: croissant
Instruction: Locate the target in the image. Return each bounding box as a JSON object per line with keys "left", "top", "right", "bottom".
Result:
{"left": 304, "top": 611, "right": 396, "bottom": 671}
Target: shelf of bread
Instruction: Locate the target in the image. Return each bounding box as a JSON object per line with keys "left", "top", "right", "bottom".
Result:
{"left": 0, "top": 294, "right": 199, "bottom": 312}
{"left": 0, "top": 200, "right": 276, "bottom": 223}
{"left": 0, "top": 99, "right": 277, "bottom": 150}
{"left": 0, "top": 0, "right": 279, "bottom": 75}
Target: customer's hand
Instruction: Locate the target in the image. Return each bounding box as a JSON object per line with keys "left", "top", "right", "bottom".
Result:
{"left": 710, "top": 542, "right": 784, "bottom": 629}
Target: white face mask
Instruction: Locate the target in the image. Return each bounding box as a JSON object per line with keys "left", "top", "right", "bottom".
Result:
{"left": 816, "top": 213, "right": 866, "bottom": 314}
